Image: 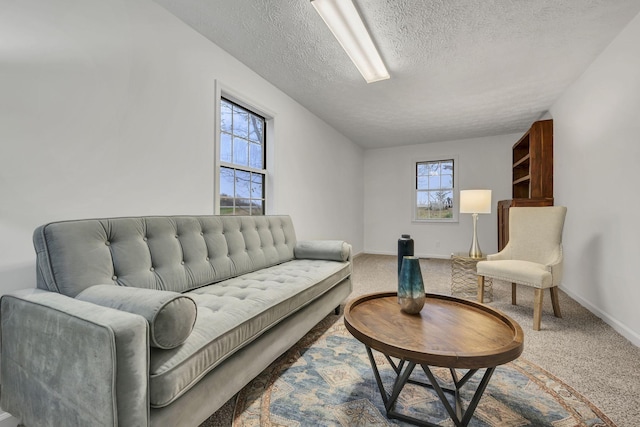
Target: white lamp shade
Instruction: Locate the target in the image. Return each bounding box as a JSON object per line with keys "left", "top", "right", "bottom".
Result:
{"left": 460, "top": 190, "right": 492, "bottom": 214}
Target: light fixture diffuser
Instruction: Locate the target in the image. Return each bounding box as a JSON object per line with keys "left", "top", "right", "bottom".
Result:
{"left": 311, "top": 0, "right": 390, "bottom": 83}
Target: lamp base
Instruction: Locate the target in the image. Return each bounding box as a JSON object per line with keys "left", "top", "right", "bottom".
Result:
{"left": 468, "top": 213, "right": 483, "bottom": 259}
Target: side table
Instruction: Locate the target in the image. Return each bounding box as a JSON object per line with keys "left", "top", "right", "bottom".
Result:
{"left": 451, "top": 252, "right": 492, "bottom": 302}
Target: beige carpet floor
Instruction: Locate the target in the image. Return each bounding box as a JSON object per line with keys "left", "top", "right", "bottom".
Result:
{"left": 203, "top": 254, "right": 640, "bottom": 426}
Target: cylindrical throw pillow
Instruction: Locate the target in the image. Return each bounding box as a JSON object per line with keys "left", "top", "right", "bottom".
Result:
{"left": 76, "top": 284, "right": 197, "bottom": 349}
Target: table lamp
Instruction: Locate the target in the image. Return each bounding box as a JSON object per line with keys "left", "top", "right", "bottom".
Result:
{"left": 460, "top": 189, "right": 492, "bottom": 258}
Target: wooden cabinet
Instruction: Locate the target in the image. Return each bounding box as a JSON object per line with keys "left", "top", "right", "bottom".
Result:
{"left": 498, "top": 120, "right": 554, "bottom": 251}
{"left": 512, "top": 119, "right": 553, "bottom": 198}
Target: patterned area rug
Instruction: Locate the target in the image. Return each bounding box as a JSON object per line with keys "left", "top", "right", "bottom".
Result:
{"left": 227, "top": 315, "right": 615, "bottom": 427}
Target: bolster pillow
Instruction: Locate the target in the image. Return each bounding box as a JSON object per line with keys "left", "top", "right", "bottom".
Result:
{"left": 294, "top": 240, "right": 350, "bottom": 262}
{"left": 76, "top": 285, "right": 197, "bottom": 349}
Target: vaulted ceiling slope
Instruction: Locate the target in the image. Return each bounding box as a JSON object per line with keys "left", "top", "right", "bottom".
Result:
{"left": 154, "top": 0, "right": 640, "bottom": 149}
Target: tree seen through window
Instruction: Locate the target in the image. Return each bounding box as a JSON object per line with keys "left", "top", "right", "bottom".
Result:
{"left": 219, "top": 98, "right": 266, "bottom": 215}
{"left": 415, "top": 159, "right": 454, "bottom": 220}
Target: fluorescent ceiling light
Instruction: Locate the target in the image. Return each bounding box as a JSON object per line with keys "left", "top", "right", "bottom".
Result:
{"left": 311, "top": 0, "right": 390, "bottom": 83}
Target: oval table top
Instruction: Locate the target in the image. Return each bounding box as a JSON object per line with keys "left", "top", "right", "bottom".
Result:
{"left": 344, "top": 292, "right": 524, "bottom": 369}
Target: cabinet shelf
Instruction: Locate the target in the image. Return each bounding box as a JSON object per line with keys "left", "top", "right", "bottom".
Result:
{"left": 512, "top": 175, "right": 531, "bottom": 185}
{"left": 513, "top": 154, "right": 530, "bottom": 168}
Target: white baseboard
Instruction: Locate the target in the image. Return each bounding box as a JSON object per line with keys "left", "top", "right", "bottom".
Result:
{"left": 363, "top": 250, "right": 451, "bottom": 260}
{"left": 0, "top": 410, "right": 19, "bottom": 427}
{"left": 560, "top": 285, "right": 640, "bottom": 347}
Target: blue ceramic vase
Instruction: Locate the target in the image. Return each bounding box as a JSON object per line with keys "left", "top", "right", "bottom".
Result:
{"left": 398, "top": 256, "right": 425, "bottom": 314}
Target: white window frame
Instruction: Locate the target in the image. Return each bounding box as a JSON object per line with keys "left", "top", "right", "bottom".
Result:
{"left": 412, "top": 155, "right": 459, "bottom": 223}
{"left": 214, "top": 81, "right": 275, "bottom": 215}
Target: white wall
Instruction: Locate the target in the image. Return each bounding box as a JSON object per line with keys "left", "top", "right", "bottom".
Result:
{"left": 1, "top": 1, "right": 363, "bottom": 422}
{"left": 364, "top": 134, "right": 517, "bottom": 258}
{"left": 550, "top": 11, "right": 640, "bottom": 345}
{"left": 0, "top": 0, "right": 364, "bottom": 301}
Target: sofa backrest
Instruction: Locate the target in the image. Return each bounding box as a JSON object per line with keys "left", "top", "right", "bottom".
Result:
{"left": 33, "top": 215, "right": 297, "bottom": 297}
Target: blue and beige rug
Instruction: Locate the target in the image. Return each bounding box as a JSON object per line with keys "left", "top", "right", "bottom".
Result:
{"left": 229, "top": 315, "right": 615, "bottom": 427}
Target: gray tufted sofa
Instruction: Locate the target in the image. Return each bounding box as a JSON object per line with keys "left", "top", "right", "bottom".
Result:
{"left": 0, "top": 215, "right": 352, "bottom": 427}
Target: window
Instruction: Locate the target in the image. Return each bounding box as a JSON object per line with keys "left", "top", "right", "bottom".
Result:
{"left": 415, "top": 158, "right": 456, "bottom": 221}
{"left": 219, "top": 97, "right": 266, "bottom": 215}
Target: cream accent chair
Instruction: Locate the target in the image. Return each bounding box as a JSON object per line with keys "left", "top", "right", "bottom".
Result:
{"left": 476, "top": 206, "right": 567, "bottom": 331}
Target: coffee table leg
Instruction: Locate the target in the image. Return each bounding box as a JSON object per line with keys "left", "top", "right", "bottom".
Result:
{"left": 449, "top": 368, "right": 463, "bottom": 420}
{"left": 366, "top": 346, "right": 425, "bottom": 420}
{"left": 366, "top": 346, "right": 415, "bottom": 411}
{"left": 365, "top": 346, "right": 390, "bottom": 407}
{"left": 385, "top": 354, "right": 405, "bottom": 375}
{"left": 460, "top": 367, "right": 495, "bottom": 426}
{"left": 365, "top": 346, "right": 496, "bottom": 427}
{"left": 421, "top": 364, "right": 496, "bottom": 427}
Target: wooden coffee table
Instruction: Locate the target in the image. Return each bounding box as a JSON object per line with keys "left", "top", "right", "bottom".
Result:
{"left": 344, "top": 292, "right": 524, "bottom": 427}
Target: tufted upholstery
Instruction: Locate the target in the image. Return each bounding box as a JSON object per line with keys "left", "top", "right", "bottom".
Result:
{"left": 33, "top": 216, "right": 297, "bottom": 297}
{"left": 149, "top": 259, "right": 350, "bottom": 407}
{"left": 4, "top": 214, "right": 352, "bottom": 426}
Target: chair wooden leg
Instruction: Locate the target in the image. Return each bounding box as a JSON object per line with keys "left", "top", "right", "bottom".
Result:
{"left": 511, "top": 283, "right": 517, "bottom": 305}
{"left": 477, "top": 275, "right": 485, "bottom": 303}
{"left": 550, "top": 287, "right": 562, "bottom": 318}
{"left": 533, "top": 288, "right": 543, "bottom": 331}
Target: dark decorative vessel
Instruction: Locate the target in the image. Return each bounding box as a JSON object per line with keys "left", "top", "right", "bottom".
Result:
{"left": 397, "top": 234, "right": 414, "bottom": 276}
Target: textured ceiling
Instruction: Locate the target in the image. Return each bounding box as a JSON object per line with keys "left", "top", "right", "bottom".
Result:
{"left": 154, "top": 0, "right": 640, "bottom": 149}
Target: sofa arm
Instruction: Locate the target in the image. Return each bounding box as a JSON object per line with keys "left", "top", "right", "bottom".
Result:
{"left": 1, "top": 289, "right": 149, "bottom": 427}
{"left": 294, "top": 240, "right": 351, "bottom": 262}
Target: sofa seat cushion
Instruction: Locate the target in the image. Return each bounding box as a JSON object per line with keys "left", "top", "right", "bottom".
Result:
{"left": 147, "top": 259, "right": 350, "bottom": 407}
